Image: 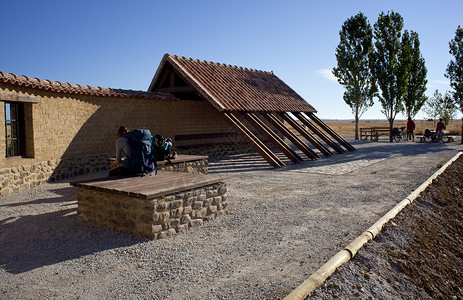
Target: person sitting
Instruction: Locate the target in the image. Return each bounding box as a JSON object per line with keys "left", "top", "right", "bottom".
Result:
{"left": 109, "top": 126, "right": 135, "bottom": 176}
{"left": 435, "top": 118, "right": 446, "bottom": 142}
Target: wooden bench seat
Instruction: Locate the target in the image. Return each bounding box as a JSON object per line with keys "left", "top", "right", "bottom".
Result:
{"left": 360, "top": 127, "right": 390, "bottom": 141}
{"left": 71, "top": 171, "right": 229, "bottom": 239}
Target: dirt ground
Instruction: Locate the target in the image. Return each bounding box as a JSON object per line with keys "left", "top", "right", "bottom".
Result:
{"left": 0, "top": 139, "right": 462, "bottom": 299}
{"left": 309, "top": 155, "right": 463, "bottom": 299}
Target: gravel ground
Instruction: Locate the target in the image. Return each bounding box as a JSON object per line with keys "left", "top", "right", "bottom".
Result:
{"left": 1, "top": 138, "right": 462, "bottom": 299}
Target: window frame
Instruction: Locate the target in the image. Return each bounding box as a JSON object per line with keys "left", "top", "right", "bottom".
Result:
{"left": 5, "top": 101, "right": 26, "bottom": 158}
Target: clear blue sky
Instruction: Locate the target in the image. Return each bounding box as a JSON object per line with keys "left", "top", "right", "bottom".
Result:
{"left": 1, "top": 0, "right": 462, "bottom": 120}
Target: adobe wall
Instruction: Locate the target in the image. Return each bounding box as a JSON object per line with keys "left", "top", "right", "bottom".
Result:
{"left": 0, "top": 83, "right": 232, "bottom": 195}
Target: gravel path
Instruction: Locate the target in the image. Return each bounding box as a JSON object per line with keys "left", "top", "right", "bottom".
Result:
{"left": 1, "top": 138, "right": 462, "bottom": 299}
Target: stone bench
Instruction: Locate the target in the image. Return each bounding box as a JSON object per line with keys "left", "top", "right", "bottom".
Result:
{"left": 70, "top": 171, "right": 229, "bottom": 239}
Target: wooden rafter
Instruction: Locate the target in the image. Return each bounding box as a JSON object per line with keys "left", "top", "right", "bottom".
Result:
{"left": 222, "top": 112, "right": 285, "bottom": 168}
{"left": 294, "top": 112, "right": 345, "bottom": 154}
{"left": 242, "top": 112, "right": 303, "bottom": 164}
{"left": 264, "top": 113, "right": 319, "bottom": 160}
{"left": 305, "top": 112, "right": 356, "bottom": 151}
{"left": 279, "top": 112, "right": 333, "bottom": 157}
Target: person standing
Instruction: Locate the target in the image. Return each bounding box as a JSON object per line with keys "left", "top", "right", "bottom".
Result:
{"left": 435, "top": 118, "right": 446, "bottom": 142}
{"left": 406, "top": 117, "right": 416, "bottom": 142}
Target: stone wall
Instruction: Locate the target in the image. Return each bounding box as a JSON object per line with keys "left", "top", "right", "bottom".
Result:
{"left": 76, "top": 183, "right": 228, "bottom": 239}
{"left": 0, "top": 156, "right": 208, "bottom": 196}
{"left": 0, "top": 154, "right": 109, "bottom": 196}
{"left": 157, "top": 158, "right": 208, "bottom": 174}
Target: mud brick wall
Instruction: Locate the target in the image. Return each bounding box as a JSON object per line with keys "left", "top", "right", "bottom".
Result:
{"left": 76, "top": 183, "right": 228, "bottom": 239}
{"left": 0, "top": 83, "right": 231, "bottom": 194}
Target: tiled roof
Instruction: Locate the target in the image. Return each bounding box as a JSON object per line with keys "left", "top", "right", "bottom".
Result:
{"left": 0, "top": 71, "right": 178, "bottom": 100}
{"left": 149, "top": 54, "right": 317, "bottom": 113}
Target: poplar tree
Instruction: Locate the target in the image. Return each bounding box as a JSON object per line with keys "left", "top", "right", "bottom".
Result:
{"left": 333, "top": 12, "right": 376, "bottom": 140}
{"left": 445, "top": 25, "right": 463, "bottom": 143}
{"left": 402, "top": 30, "right": 428, "bottom": 119}
{"left": 372, "top": 11, "right": 408, "bottom": 141}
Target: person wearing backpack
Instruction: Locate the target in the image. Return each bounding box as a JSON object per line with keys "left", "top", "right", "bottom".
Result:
{"left": 109, "top": 126, "right": 136, "bottom": 176}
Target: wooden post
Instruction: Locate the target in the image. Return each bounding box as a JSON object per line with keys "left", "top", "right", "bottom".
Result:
{"left": 305, "top": 112, "right": 356, "bottom": 151}
{"left": 294, "top": 112, "right": 345, "bottom": 154}
{"left": 222, "top": 112, "right": 285, "bottom": 168}
{"left": 264, "top": 113, "right": 319, "bottom": 160}
{"left": 280, "top": 112, "right": 333, "bottom": 157}
{"left": 242, "top": 112, "right": 303, "bottom": 164}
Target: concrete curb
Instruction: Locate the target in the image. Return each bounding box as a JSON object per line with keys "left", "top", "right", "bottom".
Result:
{"left": 285, "top": 151, "right": 463, "bottom": 300}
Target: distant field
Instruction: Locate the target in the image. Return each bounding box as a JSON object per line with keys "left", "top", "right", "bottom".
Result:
{"left": 324, "top": 119, "right": 463, "bottom": 137}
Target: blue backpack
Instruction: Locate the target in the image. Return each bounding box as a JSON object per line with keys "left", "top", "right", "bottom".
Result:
{"left": 125, "top": 129, "right": 157, "bottom": 175}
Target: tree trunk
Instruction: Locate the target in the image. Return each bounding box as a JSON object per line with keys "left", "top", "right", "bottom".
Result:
{"left": 461, "top": 118, "right": 463, "bottom": 144}
{"left": 389, "top": 118, "right": 394, "bottom": 142}
{"left": 354, "top": 112, "right": 359, "bottom": 140}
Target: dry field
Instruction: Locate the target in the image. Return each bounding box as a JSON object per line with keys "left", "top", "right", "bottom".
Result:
{"left": 324, "top": 119, "right": 463, "bottom": 137}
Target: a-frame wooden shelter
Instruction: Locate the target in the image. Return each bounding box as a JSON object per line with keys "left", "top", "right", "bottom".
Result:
{"left": 148, "top": 54, "right": 355, "bottom": 168}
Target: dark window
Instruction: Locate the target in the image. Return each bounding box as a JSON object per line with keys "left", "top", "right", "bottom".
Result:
{"left": 5, "top": 102, "right": 25, "bottom": 157}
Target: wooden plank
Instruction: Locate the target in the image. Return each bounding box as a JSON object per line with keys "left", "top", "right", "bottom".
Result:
{"left": 242, "top": 112, "right": 303, "bottom": 164}
{"left": 264, "top": 113, "right": 319, "bottom": 160}
{"left": 71, "top": 171, "right": 229, "bottom": 200}
{"left": 155, "top": 86, "right": 196, "bottom": 93}
{"left": 175, "top": 132, "right": 239, "bottom": 141}
{"left": 295, "top": 112, "right": 345, "bottom": 154}
{"left": 222, "top": 112, "right": 285, "bottom": 168}
{"left": 305, "top": 112, "right": 356, "bottom": 151}
{"left": 280, "top": 112, "right": 333, "bottom": 157}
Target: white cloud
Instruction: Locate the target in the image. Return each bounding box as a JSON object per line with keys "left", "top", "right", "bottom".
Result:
{"left": 427, "top": 79, "right": 451, "bottom": 91}
{"left": 316, "top": 69, "right": 338, "bottom": 82}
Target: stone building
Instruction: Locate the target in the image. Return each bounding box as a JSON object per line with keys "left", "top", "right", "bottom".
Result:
{"left": 0, "top": 54, "right": 353, "bottom": 195}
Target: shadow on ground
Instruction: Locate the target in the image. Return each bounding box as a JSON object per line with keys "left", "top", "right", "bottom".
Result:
{"left": 0, "top": 187, "right": 146, "bottom": 274}
{"left": 209, "top": 139, "right": 463, "bottom": 174}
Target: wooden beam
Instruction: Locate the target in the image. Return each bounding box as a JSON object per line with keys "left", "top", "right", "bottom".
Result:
{"left": 279, "top": 112, "right": 333, "bottom": 157}
{"left": 242, "top": 112, "right": 303, "bottom": 164}
{"left": 264, "top": 113, "right": 319, "bottom": 160}
{"left": 154, "top": 86, "right": 196, "bottom": 93}
{"left": 294, "top": 112, "right": 345, "bottom": 154}
{"left": 305, "top": 112, "right": 356, "bottom": 151}
{"left": 222, "top": 112, "right": 285, "bottom": 168}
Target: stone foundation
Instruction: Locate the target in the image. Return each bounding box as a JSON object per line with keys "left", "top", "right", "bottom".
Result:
{"left": 0, "top": 154, "right": 109, "bottom": 196}
{"left": 0, "top": 155, "right": 208, "bottom": 196}
{"left": 76, "top": 183, "right": 228, "bottom": 239}
{"left": 156, "top": 156, "right": 208, "bottom": 174}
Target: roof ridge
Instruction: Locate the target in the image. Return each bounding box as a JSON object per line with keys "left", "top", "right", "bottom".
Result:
{"left": 169, "top": 54, "right": 274, "bottom": 75}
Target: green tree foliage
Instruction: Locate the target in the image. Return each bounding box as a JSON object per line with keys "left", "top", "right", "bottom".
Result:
{"left": 372, "top": 11, "right": 408, "bottom": 141}
{"left": 423, "top": 90, "right": 457, "bottom": 125}
{"left": 333, "top": 12, "right": 376, "bottom": 140}
{"left": 445, "top": 25, "right": 463, "bottom": 112}
{"left": 402, "top": 30, "right": 428, "bottom": 119}
{"left": 445, "top": 25, "right": 463, "bottom": 143}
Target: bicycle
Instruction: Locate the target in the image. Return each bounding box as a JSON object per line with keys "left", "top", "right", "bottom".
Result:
{"left": 424, "top": 129, "right": 450, "bottom": 143}
{"left": 392, "top": 127, "right": 406, "bottom": 142}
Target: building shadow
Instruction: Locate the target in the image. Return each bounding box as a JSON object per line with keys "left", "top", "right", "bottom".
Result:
{"left": 0, "top": 191, "right": 146, "bottom": 274}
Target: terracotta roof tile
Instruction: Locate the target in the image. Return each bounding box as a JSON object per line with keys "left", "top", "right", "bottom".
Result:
{"left": 0, "top": 70, "right": 178, "bottom": 101}
{"left": 151, "top": 54, "right": 317, "bottom": 113}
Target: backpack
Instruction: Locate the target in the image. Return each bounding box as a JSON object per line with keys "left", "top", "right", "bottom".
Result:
{"left": 424, "top": 129, "right": 432, "bottom": 137}
{"left": 125, "top": 129, "right": 157, "bottom": 175}
{"left": 154, "top": 134, "right": 176, "bottom": 161}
